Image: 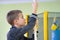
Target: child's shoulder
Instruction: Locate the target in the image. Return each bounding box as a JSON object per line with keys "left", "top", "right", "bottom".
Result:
{"left": 9, "top": 26, "right": 22, "bottom": 33}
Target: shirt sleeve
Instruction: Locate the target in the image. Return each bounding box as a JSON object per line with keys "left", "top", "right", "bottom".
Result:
{"left": 15, "top": 13, "right": 37, "bottom": 37}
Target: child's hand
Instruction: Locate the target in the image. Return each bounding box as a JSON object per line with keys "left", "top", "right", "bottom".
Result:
{"left": 33, "top": 19, "right": 38, "bottom": 31}
{"left": 32, "top": 0, "right": 38, "bottom": 14}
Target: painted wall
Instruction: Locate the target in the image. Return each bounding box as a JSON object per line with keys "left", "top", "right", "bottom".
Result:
{"left": 0, "top": 1, "right": 60, "bottom": 40}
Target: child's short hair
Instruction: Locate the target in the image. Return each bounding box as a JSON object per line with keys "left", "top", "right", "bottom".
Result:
{"left": 7, "top": 10, "right": 22, "bottom": 25}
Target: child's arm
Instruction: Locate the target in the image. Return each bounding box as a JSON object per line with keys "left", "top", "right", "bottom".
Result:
{"left": 32, "top": 0, "right": 38, "bottom": 14}
{"left": 13, "top": 0, "right": 38, "bottom": 37}
{"left": 15, "top": 15, "right": 37, "bottom": 37}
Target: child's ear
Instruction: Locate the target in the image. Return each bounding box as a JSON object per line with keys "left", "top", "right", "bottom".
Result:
{"left": 16, "top": 19, "right": 18, "bottom": 23}
{"left": 14, "top": 19, "right": 18, "bottom": 24}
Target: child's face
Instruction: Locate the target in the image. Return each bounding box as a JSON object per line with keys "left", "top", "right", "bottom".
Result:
{"left": 16, "top": 13, "right": 25, "bottom": 27}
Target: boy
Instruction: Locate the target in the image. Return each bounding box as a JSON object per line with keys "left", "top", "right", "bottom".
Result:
{"left": 7, "top": 0, "right": 38, "bottom": 40}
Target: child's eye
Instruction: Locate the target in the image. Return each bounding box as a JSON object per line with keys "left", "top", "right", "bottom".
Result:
{"left": 22, "top": 16, "right": 23, "bottom": 18}
{"left": 22, "top": 16, "right": 24, "bottom": 19}
{"left": 23, "top": 17, "right": 24, "bottom": 18}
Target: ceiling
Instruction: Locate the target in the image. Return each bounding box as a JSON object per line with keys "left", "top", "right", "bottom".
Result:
{"left": 0, "top": 0, "right": 59, "bottom": 4}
